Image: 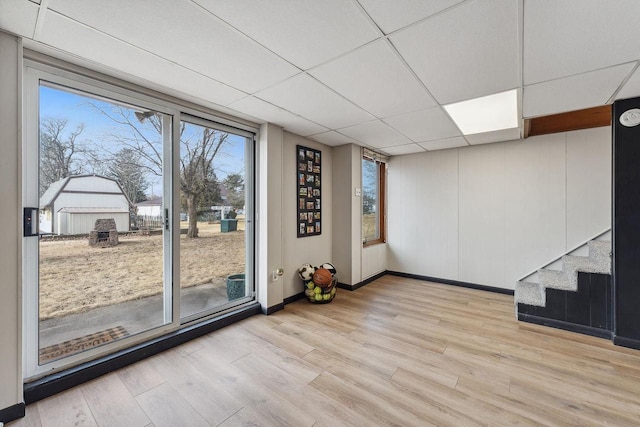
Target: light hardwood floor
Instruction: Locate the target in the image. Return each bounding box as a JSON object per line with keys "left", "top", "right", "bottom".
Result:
{"left": 10, "top": 275, "right": 640, "bottom": 426}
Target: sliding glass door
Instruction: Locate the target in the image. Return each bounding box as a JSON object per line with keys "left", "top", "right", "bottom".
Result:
{"left": 179, "top": 116, "right": 254, "bottom": 321}
{"left": 23, "top": 63, "right": 255, "bottom": 379}
{"left": 23, "top": 75, "right": 174, "bottom": 376}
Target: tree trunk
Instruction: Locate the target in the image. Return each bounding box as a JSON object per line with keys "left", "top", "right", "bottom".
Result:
{"left": 187, "top": 195, "right": 198, "bottom": 238}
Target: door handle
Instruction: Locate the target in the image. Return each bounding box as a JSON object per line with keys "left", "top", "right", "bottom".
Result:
{"left": 165, "top": 208, "right": 169, "bottom": 230}
{"left": 24, "top": 207, "right": 39, "bottom": 237}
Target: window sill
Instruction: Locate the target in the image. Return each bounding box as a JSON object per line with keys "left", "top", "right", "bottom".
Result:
{"left": 363, "top": 239, "right": 385, "bottom": 248}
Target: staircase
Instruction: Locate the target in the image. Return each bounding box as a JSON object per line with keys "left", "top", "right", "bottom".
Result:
{"left": 515, "top": 231, "right": 612, "bottom": 335}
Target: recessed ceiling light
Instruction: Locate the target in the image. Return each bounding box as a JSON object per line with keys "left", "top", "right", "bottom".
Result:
{"left": 444, "top": 89, "right": 518, "bottom": 135}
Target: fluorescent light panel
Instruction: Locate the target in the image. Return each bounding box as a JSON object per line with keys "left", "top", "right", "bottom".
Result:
{"left": 444, "top": 89, "right": 518, "bottom": 135}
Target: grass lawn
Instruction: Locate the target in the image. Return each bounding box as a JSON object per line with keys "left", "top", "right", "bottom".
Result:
{"left": 39, "top": 221, "right": 246, "bottom": 320}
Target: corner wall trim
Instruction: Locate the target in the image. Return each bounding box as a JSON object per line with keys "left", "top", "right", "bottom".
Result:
{"left": 264, "top": 303, "right": 284, "bottom": 315}
{"left": 613, "top": 335, "right": 640, "bottom": 351}
{"left": 283, "top": 292, "right": 305, "bottom": 305}
{"left": 519, "top": 313, "right": 613, "bottom": 340}
{"left": 337, "top": 271, "right": 387, "bottom": 291}
{"left": 0, "top": 402, "right": 25, "bottom": 423}
{"left": 24, "top": 303, "right": 261, "bottom": 404}
{"left": 386, "top": 271, "right": 515, "bottom": 295}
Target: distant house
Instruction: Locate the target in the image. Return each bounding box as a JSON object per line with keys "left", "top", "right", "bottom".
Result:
{"left": 136, "top": 197, "right": 162, "bottom": 217}
{"left": 39, "top": 175, "right": 131, "bottom": 235}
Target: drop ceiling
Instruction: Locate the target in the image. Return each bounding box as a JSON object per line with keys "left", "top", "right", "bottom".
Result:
{"left": 2, "top": 0, "right": 640, "bottom": 155}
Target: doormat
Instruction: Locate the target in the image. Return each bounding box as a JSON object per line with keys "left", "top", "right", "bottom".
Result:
{"left": 39, "top": 326, "right": 129, "bottom": 363}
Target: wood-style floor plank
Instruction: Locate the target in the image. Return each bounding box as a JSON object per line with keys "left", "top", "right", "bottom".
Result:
{"left": 36, "top": 388, "right": 97, "bottom": 427}
{"left": 11, "top": 275, "right": 640, "bottom": 427}
{"left": 136, "top": 382, "right": 210, "bottom": 427}
{"left": 80, "top": 372, "right": 150, "bottom": 427}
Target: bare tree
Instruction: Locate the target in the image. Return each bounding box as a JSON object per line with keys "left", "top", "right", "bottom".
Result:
{"left": 90, "top": 104, "right": 228, "bottom": 237}
{"left": 39, "top": 117, "right": 86, "bottom": 195}
{"left": 180, "top": 127, "right": 226, "bottom": 238}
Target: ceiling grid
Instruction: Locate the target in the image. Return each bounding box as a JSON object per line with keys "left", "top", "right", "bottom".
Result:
{"left": 2, "top": 0, "right": 640, "bottom": 154}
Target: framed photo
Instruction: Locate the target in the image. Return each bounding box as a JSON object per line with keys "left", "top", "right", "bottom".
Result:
{"left": 297, "top": 144, "right": 321, "bottom": 237}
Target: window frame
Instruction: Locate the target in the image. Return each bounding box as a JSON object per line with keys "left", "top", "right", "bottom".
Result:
{"left": 362, "top": 156, "right": 386, "bottom": 247}
{"left": 22, "top": 55, "right": 258, "bottom": 380}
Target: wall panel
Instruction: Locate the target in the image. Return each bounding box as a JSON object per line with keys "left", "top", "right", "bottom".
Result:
{"left": 388, "top": 127, "right": 611, "bottom": 290}
{"left": 388, "top": 149, "right": 458, "bottom": 280}
{"left": 503, "top": 134, "right": 567, "bottom": 289}
{"left": 0, "top": 30, "right": 22, "bottom": 415}
{"left": 459, "top": 143, "right": 506, "bottom": 287}
{"left": 566, "top": 127, "right": 612, "bottom": 248}
{"left": 282, "top": 132, "right": 332, "bottom": 298}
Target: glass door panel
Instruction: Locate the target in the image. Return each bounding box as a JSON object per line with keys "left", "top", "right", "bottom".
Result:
{"left": 179, "top": 118, "right": 252, "bottom": 320}
{"left": 34, "top": 82, "right": 171, "bottom": 365}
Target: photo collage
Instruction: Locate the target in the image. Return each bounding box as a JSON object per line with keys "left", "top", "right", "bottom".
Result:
{"left": 297, "top": 145, "right": 321, "bottom": 237}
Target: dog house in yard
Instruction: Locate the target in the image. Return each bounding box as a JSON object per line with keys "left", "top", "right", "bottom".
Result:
{"left": 40, "top": 175, "right": 131, "bottom": 235}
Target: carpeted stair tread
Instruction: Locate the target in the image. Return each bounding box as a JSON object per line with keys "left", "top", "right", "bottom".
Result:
{"left": 588, "top": 240, "right": 611, "bottom": 260}
{"left": 538, "top": 269, "right": 575, "bottom": 291}
{"left": 515, "top": 238, "right": 611, "bottom": 310}
{"left": 514, "top": 281, "right": 545, "bottom": 306}
{"left": 562, "top": 254, "right": 610, "bottom": 275}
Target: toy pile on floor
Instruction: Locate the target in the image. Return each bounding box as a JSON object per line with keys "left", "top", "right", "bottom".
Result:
{"left": 297, "top": 262, "right": 337, "bottom": 303}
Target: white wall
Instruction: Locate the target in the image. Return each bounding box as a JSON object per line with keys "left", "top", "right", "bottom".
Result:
{"left": 331, "top": 143, "right": 386, "bottom": 285}
{"left": 362, "top": 243, "right": 387, "bottom": 279}
{"left": 257, "top": 123, "right": 284, "bottom": 311}
{"left": 0, "top": 30, "right": 22, "bottom": 413}
{"left": 281, "top": 132, "right": 332, "bottom": 299}
{"left": 331, "top": 144, "right": 360, "bottom": 285}
{"left": 388, "top": 127, "right": 612, "bottom": 290}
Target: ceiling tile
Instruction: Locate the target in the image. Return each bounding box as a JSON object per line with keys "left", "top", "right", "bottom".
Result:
{"left": 0, "top": 0, "right": 39, "bottom": 38}
{"left": 358, "top": 0, "right": 466, "bottom": 34}
{"left": 523, "top": 63, "right": 635, "bottom": 118}
{"left": 255, "top": 74, "right": 374, "bottom": 129}
{"left": 193, "top": 0, "right": 379, "bottom": 70}
{"left": 308, "top": 131, "right": 356, "bottom": 146}
{"left": 47, "top": 0, "right": 299, "bottom": 93}
{"left": 37, "top": 11, "right": 246, "bottom": 106}
{"left": 390, "top": 0, "right": 519, "bottom": 104}
{"left": 309, "top": 39, "right": 435, "bottom": 118}
{"left": 616, "top": 65, "right": 640, "bottom": 101}
{"left": 524, "top": 0, "right": 640, "bottom": 84}
{"left": 419, "top": 137, "right": 468, "bottom": 151}
{"left": 465, "top": 127, "right": 520, "bottom": 145}
{"left": 384, "top": 107, "right": 461, "bottom": 142}
{"left": 379, "top": 143, "right": 425, "bottom": 156}
{"left": 338, "top": 120, "right": 412, "bottom": 148}
{"left": 228, "top": 96, "right": 327, "bottom": 136}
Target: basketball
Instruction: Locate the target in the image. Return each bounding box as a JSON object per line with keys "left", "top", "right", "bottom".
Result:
{"left": 312, "top": 268, "right": 333, "bottom": 287}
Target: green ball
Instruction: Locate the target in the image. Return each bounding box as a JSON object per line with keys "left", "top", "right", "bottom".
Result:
{"left": 306, "top": 281, "right": 315, "bottom": 290}
{"left": 330, "top": 287, "right": 336, "bottom": 296}
{"left": 323, "top": 293, "right": 331, "bottom": 301}
{"left": 314, "top": 293, "right": 323, "bottom": 301}
{"left": 314, "top": 286, "right": 322, "bottom": 294}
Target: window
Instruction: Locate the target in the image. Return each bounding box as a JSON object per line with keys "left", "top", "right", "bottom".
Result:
{"left": 362, "top": 153, "right": 386, "bottom": 246}
{"left": 23, "top": 59, "right": 256, "bottom": 379}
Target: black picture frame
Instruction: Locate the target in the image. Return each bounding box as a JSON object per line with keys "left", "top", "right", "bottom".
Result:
{"left": 297, "top": 145, "right": 321, "bottom": 237}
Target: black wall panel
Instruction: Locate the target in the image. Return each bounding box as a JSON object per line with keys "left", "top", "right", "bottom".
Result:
{"left": 517, "top": 272, "right": 611, "bottom": 337}
{"left": 613, "top": 97, "right": 640, "bottom": 345}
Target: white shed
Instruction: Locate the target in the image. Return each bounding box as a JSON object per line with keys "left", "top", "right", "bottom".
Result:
{"left": 136, "top": 197, "right": 162, "bottom": 217}
{"left": 40, "top": 175, "right": 131, "bottom": 235}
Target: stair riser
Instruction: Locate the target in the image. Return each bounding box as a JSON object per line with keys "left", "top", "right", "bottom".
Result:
{"left": 515, "top": 239, "right": 611, "bottom": 309}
